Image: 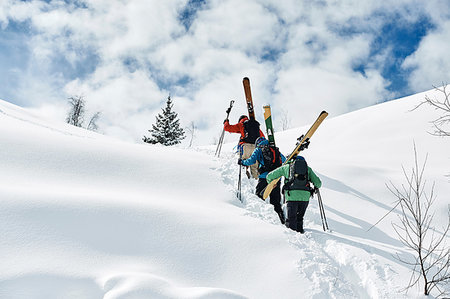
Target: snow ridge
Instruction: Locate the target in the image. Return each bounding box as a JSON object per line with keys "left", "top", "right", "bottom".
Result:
{"left": 1, "top": 89, "right": 450, "bottom": 298}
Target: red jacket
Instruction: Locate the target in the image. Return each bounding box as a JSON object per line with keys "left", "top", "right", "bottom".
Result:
{"left": 224, "top": 117, "right": 265, "bottom": 145}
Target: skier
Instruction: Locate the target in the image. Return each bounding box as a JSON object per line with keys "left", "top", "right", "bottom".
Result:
{"left": 266, "top": 155, "right": 321, "bottom": 233}
{"left": 224, "top": 115, "right": 265, "bottom": 179}
{"left": 238, "top": 137, "right": 286, "bottom": 223}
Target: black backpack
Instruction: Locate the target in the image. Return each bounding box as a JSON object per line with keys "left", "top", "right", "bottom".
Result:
{"left": 259, "top": 145, "right": 282, "bottom": 174}
{"left": 241, "top": 119, "right": 260, "bottom": 144}
{"left": 283, "top": 157, "right": 312, "bottom": 193}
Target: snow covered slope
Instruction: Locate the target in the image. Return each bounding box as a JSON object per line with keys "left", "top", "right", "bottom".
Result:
{"left": 0, "top": 88, "right": 449, "bottom": 299}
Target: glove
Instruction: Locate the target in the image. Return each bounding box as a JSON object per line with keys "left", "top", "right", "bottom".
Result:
{"left": 223, "top": 118, "right": 229, "bottom": 124}
{"left": 313, "top": 187, "right": 319, "bottom": 194}
{"left": 237, "top": 158, "right": 244, "bottom": 166}
{"left": 226, "top": 108, "right": 231, "bottom": 114}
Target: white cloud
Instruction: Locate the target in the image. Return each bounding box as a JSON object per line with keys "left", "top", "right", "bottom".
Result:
{"left": 64, "top": 62, "right": 167, "bottom": 142}
{"left": 403, "top": 20, "right": 450, "bottom": 91}
{"left": 1, "top": 0, "right": 449, "bottom": 145}
{"left": 0, "top": 0, "right": 45, "bottom": 27}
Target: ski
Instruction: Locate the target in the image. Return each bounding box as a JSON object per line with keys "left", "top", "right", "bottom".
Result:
{"left": 242, "top": 77, "right": 255, "bottom": 120}
{"left": 263, "top": 105, "right": 276, "bottom": 147}
{"left": 262, "top": 111, "right": 328, "bottom": 199}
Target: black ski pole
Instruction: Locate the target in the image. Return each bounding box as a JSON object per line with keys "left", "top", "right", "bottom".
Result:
{"left": 316, "top": 189, "right": 329, "bottom": 231}
{"left": 317, "top": 194, "right": 326, "bottom": 231}
{"left": 215, "top": 100, "right": 234, "bottom": 157}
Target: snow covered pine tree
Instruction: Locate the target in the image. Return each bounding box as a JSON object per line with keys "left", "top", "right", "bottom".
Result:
{"left": 143, "top": 96, "right": 185, "bottom": 146}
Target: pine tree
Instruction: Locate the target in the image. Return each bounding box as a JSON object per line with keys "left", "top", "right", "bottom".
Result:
{"left": 143, "top": 96, "right": 185, "bottom": 146}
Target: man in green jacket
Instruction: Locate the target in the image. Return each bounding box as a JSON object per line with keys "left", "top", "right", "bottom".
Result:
{"left": 266, "top": 155, "right": 321, "bottom": 233}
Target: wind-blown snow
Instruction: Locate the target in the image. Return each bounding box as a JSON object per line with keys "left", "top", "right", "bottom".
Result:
{"left": 0, "top": 89, "right": 449, "bottom": 299}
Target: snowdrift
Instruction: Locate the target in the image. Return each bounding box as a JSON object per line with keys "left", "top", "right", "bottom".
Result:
{"left": 0, "top": 88, "right": 449, "bottom": 298}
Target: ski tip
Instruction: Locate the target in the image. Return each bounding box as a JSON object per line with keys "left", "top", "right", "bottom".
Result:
{"left": 243, "top": 77, "right": 249, "bottom": 81}
{"left": 320, "top": 110, "right": 328, "bottom": 115}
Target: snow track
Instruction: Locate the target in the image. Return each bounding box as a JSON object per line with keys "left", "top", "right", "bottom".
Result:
{"left": 2, "top": 90, "right": 449, "bottom": 298}
{"left": 214, "top": 149, "right": 407, "bottom": 299}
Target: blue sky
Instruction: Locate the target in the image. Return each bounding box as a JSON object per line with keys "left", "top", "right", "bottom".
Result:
{"left": 0, "top": 0, "right": 449, "bottom": 144}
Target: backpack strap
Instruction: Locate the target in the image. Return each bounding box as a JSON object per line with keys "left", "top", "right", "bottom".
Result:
{"left": 283, "top": 158, "right": 312, "bottom": 194}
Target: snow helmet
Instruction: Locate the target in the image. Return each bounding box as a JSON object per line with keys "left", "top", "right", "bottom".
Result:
{"left": 238, "top": 115, "right": 248, "bottom": 122}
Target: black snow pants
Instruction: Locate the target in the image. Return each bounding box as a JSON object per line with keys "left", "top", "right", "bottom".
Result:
{"left": 286, "top": 201, "right": 309, "bottom": 233}
{"left": 255, "top": 178, "right": 284, "bottom": 223}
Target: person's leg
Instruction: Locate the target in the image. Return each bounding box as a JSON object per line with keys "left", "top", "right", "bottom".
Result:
{"left": 255, "top": 178, "right": 267, "bottom": 200}
{"left": 242, "top": 143, "right": 258, "bottom": 179}
{"left": 286, "top": 201, "right": 299, "bottom": 231}
{"left": 270, "top": 182, "right": 284, "bottom": 223}
{"left": 296, "top": 201, "right": 309, "bottom": 233}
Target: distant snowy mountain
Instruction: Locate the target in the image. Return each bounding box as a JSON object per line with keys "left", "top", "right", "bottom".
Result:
{"left": 0, "top": 88, "right": 449, "bottom": 299}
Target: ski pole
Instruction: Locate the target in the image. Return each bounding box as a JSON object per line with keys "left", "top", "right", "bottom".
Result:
{"left": 318, "top": 191, "right": 328, "bottom": 231}
{"left": 316, "top": 189, "right": 329, "bottom": 231}
{"left": 216, "top": 130, "right": 225, "bottom": 156}
{"left": 237, "top": 146, "right": 243, "bottom": 202}
{"left": 215, "top": 100, "right": 234, "bottom": 157}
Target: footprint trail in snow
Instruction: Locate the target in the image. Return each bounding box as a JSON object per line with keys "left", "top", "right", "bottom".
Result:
{"left": 212, "top": 149, "right": 406, "bottom": 299}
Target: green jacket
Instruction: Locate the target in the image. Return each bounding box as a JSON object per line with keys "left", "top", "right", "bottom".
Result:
{"left": 266, "top": 160, "right": 322, "bottom": 202}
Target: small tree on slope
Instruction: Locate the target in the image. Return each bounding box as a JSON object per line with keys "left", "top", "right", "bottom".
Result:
{"left": 66, "top": 95, "right": 85, "bottom": 127}
{"left": 143, "top": 96, "right": 185, "bottom": 146}
{"left": 388, "top": 145, "right": 450, "bottom": 297}
{"left": 414, "top": 83, "right": 450, "bottom": 137}
{"left": 66, "top": 95, "right": 101, "bottom": 131}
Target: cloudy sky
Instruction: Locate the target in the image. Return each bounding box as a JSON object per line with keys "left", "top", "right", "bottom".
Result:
{"left": 1, "top": 0, "right": 449, "bottom": 145}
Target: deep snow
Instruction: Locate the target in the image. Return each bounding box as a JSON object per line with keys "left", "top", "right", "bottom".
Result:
{"left": 0, "top": 88, "right": 449, "bottom": 299}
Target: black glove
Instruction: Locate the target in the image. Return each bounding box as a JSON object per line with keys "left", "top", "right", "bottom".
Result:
{"left": 313, "top": 187, "right": 319, "bottom": 194}
{"left": 223, "top": 118, "right": 229, "bottom": 124}
{"left": 237, "top": 158, "right": 244, "bottom": 166}
{"left": 226, "top": 108, "right": 231, "bottom": 114}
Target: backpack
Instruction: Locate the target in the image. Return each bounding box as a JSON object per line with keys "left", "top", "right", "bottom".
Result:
{"left": 241, "top": 119, "right": 260, "bottom": 144}
{"left": 258, "top": 145, "right": 282, "bottom": 174}
{"left": 283, "top": 157, "right": 312, "bottom": 193}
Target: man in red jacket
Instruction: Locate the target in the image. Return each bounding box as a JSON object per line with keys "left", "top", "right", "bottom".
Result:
{"left": 224, "top": 115, "right": 265, "bottom": 179}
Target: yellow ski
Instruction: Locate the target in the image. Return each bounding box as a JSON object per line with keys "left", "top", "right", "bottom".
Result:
{"left": 262, "top": 111, "right": 328, "bottom": 199}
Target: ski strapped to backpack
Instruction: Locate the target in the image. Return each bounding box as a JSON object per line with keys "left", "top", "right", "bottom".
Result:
{"left": 243, "top": 77, "right": 255, "bottom": 120}
{"left": 240, "top": 77, "right": 262, "bottom": 144}
{"left": 262, "top": 111, "right": 328, "bottom": 200}
{"left": 263, "top": 105, "right": 276, "bottom": 147}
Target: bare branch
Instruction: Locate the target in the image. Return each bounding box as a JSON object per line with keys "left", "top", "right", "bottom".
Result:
{"left": 389, "top": 146, "right": 450, "bottom": 297}
{"left": 413, "top": 84, "right": 450, "bottom": 136}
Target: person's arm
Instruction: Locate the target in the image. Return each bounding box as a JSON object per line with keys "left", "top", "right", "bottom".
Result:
{"left": 266, "top": 164, "right": 289, "bottom": 183}
{"left": 224, "top": 120, "right": 242, "bottom": 134}
{"left": 308, "top": 167, "right": 322, "bottom": 188}
{"left": 241, "top": 148, "right": 260, "bottom": 166}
